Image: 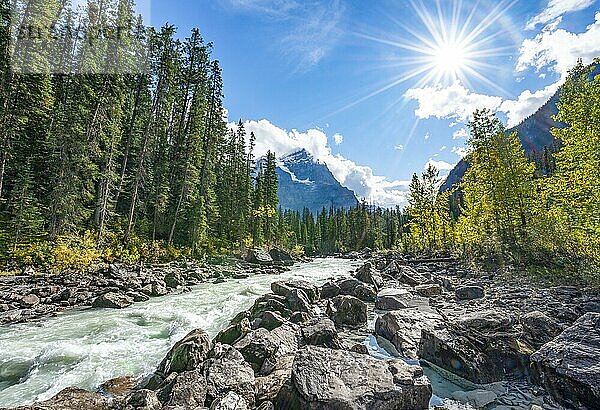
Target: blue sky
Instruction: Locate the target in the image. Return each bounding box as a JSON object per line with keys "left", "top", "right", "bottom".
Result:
{"left": 151, "top": 0, "right": 600, "bottom": 206}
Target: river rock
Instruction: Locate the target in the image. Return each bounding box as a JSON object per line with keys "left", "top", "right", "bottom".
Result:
{"left": 275, "top": 346, "right": 432, "bottom": 409}
{"left": 91, "top": 292, "right": 133, "bottom": 309}
{"left": 246, "top": 249, "right": 273, "bottom": 265}
{"left": 150, "top": 282, "right": 168, "bottom": 297}
{"left": 216, "top": 318, "right": 251, "bottom": 345}
{"left": 520, "top": 310, "right": 563, "bottom": 348}
{"left": 259, "top": 311, "right": 286, "bottom": 331}
{"left": 328, "top": 295, "right": 367, "bottom": 328}
{"left": 234, "top": 328, "right": 280, "bottom": 373}
{"left": 319, "top": 281, "right": 340, "bottom": 298}
{"left": 157, "top": 328, "right": 212, "bottom": 377}
{"left": 375, "top": 288, "right": 411, "bottom": 310}
{"left": 353, "top": 283, "right": 377, "bottom": 302}
{"left": 300, "top": 318, "right": 342, "bottom": 349}
{"left": 156, "top": 369, "right": 207, "bottom": 407}
{"left": 19, "top": 294, "right": 40, "bottom": 308}
{"left": 210, "top": 390, "right": 249, "bottom": 410}
{"left": 255, "top": 355, "right": 294, "bottom": 403}
{"left": 14, "top": 387, "right": 111, "bottom": 410}
{"left": 125, "top": 389, "right": 162, "bottom": 410}
{"left": 396, "top": 265, "right": 429, "bottom": 286}
{"left": 375, "top": 308, "right": 444, "bottom": 358}
{"left": 205, "top": 344, "right": 256, "bottom": 407}
{"left": 531, "top": 312, "right": 600, "bottom": 409}
{"left": 455, "top": 285, "right": 484, "bottom": 300}
{"left": 355, "top": 262, "right": 384, "bottom": 290}
{"left": 284, "top": 288, "right": 311, "bottom": 313}
{"left": 415, "top": 284, "right": 442, "bottom": 297}
{"left": 272, "top": 280, "right": 319, "bottom": 303}
{"left": 269, "top": 248, "right": 293, "bottom": 264}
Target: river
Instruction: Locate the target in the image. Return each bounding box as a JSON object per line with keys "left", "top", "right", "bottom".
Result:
{"left": 0, "top": 258, "right": 359, "bottom": 407}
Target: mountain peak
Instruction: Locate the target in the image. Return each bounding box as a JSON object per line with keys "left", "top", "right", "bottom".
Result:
{"left": 281, "top": 149, "right": 315, "bottom": 164}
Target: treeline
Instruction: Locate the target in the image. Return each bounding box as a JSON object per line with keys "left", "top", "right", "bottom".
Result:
{"left": 292, "top": 61, "right": 600, "bottom": 283}
{"left": 0, "top": 0, "right": 279, "bottom": 271}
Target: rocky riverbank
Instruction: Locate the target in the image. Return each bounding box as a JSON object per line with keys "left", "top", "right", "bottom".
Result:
{"left": 5, "top": 254, "right": 600, "bottom": 409}
{"left": 0, "top": 248, "right": 298, "bottom": 326}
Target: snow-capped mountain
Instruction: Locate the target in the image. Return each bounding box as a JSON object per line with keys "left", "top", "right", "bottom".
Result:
{"left": 276, "top": 149, "right": 358, "bottom": 214}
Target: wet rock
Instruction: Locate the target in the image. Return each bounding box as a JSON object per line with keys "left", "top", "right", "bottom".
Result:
{"left": 250, "top": 294, "right": 292, "bottom": 319}
{"left": 275, "top": 346, "right": 431, "bottom": 409}
{"left": 150, "top": 282, "right": 168, "bottom": 297}
{"left": 210, "top": 390, "right": 249, "bottom": 410}
{"left": 375, "top": 288, "right": 411, "bottom": 310}
{"left": 455, "top": 285, "right": 484, "bottom": 300}
{"left": 301, "top": 318, "right": 342, "bottom": 349}
{"left": 451, "top": 389, "right": 497, "bottom": 408}
{"left": 91, "top": 292, "right": 133, "bottom": 309}
{"left": 206, "top": 344, "right": 256, "bottom": 407}
{"left": 328, "top": 295, "right": 367, "bottom": 328}
{"left": 520, "top": 311, "right": 563, "bottom": 348}
{"left": 246, "top": 249, "right": 273, "bottom": 265}
{"left": 215, "top": 318, "right": 251, "bottom": 345}
{"left": 157, "top": 328, "right": 212, "bottom": 376}
{"left": 99, "top": 376, "right": 137, "bottom": 396}
{"left": 531, "top": 312, "right": 600, "bottom": 409}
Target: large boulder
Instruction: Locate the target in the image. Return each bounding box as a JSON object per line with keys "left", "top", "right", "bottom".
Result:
{"left": 215, "top": 318, "right": 251, "bottom": 345}
{"left": 206, "top": 344, "right": 256, "bottom": 407}
{"left": 531, "top": 313, "right": 600, "bottom": 409}
{"left": 210, "top": 391, "right": 249, "bottom": 410}
{"left": 269, "top": 248, "right": 294, "bottom": 264}
{"left": 91, "top": 292, "right": 133, "bottom": 309}
{"left": 14, "top": 387, "right": 112, "bottom": 410}
{"left": 337, "top": 278, "right": 376, "bottom": 302}
{"left": 375, "top": 308, "right": 445, "bottom": 358}
{"left": 394, "top": 265, "right": 429, "bottom": 286}
{"left": 156, "top": 328, "right": 212, "bottom": 377}
{"left": 520, "top": 310, "right": 563, "bottom": 348}
{"left": 156, "top": 369, "right": 207, "bottom": 407}
{"left": 255, "top": 355, "right": 294, "bottom": 403}
{"left": 271, "top": 280, "right": 319, "bottom": 303}
{"left": 355, "top": 262, "right": 384, "bottom": 290}
{"left": 328, "top": 295, "right": 367, "bottom": 328}
{"left": 275, "top": 346, "right": 431, "bottom": 409}
{"left": 375, "top": 288, "right": 411, "bottom": 310}
{"left": 234, "top": 325, "right": 299, "bottom": 375}
{"left": 246, "top": 249, "right": 273, "bottom": 265}
{"left": 125, "top": 389, "right": 162, "bottom": 410}
{"left": 301, "top": 318, "right": 342, "bottom": 349}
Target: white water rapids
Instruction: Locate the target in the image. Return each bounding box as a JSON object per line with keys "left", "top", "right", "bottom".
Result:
{"left": 0, "top": 258, "right": 359, "bottom": 408}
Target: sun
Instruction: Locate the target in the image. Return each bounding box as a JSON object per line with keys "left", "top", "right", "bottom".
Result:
{"left": 431, "top": 40, "right": 469, "bottom": 78}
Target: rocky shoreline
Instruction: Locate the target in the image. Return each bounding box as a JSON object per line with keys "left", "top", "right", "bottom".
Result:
{"left": 4, "top": 254, "right": 600, "bottom": 409}
{"left": 0, "top": 248, "right": 299, "bottom": 326}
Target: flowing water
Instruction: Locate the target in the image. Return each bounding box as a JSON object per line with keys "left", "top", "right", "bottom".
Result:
{"left": 0, "top": 258, "right": 359, "bottom": 407}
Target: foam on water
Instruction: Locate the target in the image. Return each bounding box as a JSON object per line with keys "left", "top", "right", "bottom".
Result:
{"left": 0, "top": 258, "right": 358, "bottom": 407}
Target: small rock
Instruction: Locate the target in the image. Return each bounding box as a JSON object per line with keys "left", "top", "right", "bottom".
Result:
{"left": 328, "top": 295, "right": 367, "bottom": 328}
{"left": 91, "top": 292, "right": 133, "bottom": 309}
{"left": 455, "top": 285, "right": 484, "bottom": 300}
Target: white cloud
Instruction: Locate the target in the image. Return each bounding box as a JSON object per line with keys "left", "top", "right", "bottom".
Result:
{"left": 333, "top": 133, "right": 344, "bottom": 145}
{"left": 231, "top": 119, "right": 410, "bottom": 207}
{"left": 525, "top": 0, "right": 596, "bottom": 30}
{"left": 425, "top": 159, "right": 455, "bottom": 172}
{"left": 440, "top": 145, "right": 447, "bottom": 151}
{"left": 498, "top": 81, "right": 561, "bottom": 127}
{"left": 452, "top": 128, "right": 469, "bottom": 139}
{"left": 517, "top": 12, "right": 600, "bottom": 78}
{"left": 405, "top": 81, "right": 503, "bottom": 122}
{"left": 394, "top": 144, "right": 404, "bottom": 151}
{"left": 452, "top": 146, "right": 469, "bottom": 158}
{"left": 424, "top": 133, "right": 430, "bottom": 140}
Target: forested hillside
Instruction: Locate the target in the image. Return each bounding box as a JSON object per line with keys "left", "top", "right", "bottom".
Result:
{"left": 0, "top": 0, "right": 281, "bottom": 271}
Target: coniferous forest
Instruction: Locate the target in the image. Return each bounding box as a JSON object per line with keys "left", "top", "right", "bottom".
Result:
{"left": 0, "top": 0, "right": 599, "bottom": 286}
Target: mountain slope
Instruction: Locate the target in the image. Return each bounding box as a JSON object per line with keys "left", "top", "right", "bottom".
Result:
{"left": 275, "top": 149, "right": 358, "bottom": 214}
{"left": 440, "top": 64, "right": 600, "bottom": 192}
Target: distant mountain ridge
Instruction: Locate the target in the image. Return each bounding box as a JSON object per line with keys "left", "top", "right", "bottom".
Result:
{"left": 274, "top": 149, "right": 358, "bottom": 214}
{"left": 440, "top": 64, "right": 600, "bottom": 193}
